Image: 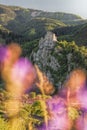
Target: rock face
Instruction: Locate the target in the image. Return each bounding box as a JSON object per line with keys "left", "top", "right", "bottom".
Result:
{"left": 32, "top": 31, "right": 60, "bottom": 85}
{"left": 31, "top": 31, "right": 87, "bottom": 90}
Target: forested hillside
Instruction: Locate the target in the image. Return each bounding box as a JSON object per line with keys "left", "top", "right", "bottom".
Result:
{"left": 0, "top": 4, "right": 87, "bottom": 86}
{"left": 0, "top": 4, "right": 87, "bottom": 130}
{"left": 0, "top": 4, "right": 87, "bottom": 45}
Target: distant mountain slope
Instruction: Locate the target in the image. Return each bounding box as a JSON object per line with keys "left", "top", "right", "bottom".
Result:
{"left": 0, "top": 4, "right": 87, "bottom": 46}
{"left": 53, "top": 22, "right": 87, "bottom": 46}
{"left": 0, "top": 4, "right": 16, "bottom": 25}
{"left": 0, "top": 4, "right": 83, "bottom": 24}
{"left": 0, "top": 4, "right": 86, "bottom": 33}
{"left": 0, "top": 24, "right": 10, "bottom": 43}
{"left": 21, "top": 17, "right": 66, "bottom": 40}
{"left": 73, "top": 23, "right": 87, "bottom": 45}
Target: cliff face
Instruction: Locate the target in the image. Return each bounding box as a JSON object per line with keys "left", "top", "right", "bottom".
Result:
{"left": 31, "top": 32, "right": 65, "bottom": 88}
{"left": 31, "top": 31, "right": 87, "bottom": 89}
{"left": 32, "top": 32, "right": 59, "bottom": 82}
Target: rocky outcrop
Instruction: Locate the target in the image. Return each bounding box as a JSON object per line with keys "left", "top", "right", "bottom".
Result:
{"left": 32, "top": 31, "right": 60, "bottom": 85}
{"left": 31, "top": 31, "right": 87, "bottom": 89}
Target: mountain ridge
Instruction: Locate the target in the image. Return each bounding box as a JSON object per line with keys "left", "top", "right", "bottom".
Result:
{"left": 0, "top": 4, "right": 85, "bottom": 29}
{"left": 0, "top": 4, "right": 87, "bottom": 46}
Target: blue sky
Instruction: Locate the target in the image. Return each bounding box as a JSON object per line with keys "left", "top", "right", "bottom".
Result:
{"left": 0, "top": 0, "right": 87, "bottom": 19}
